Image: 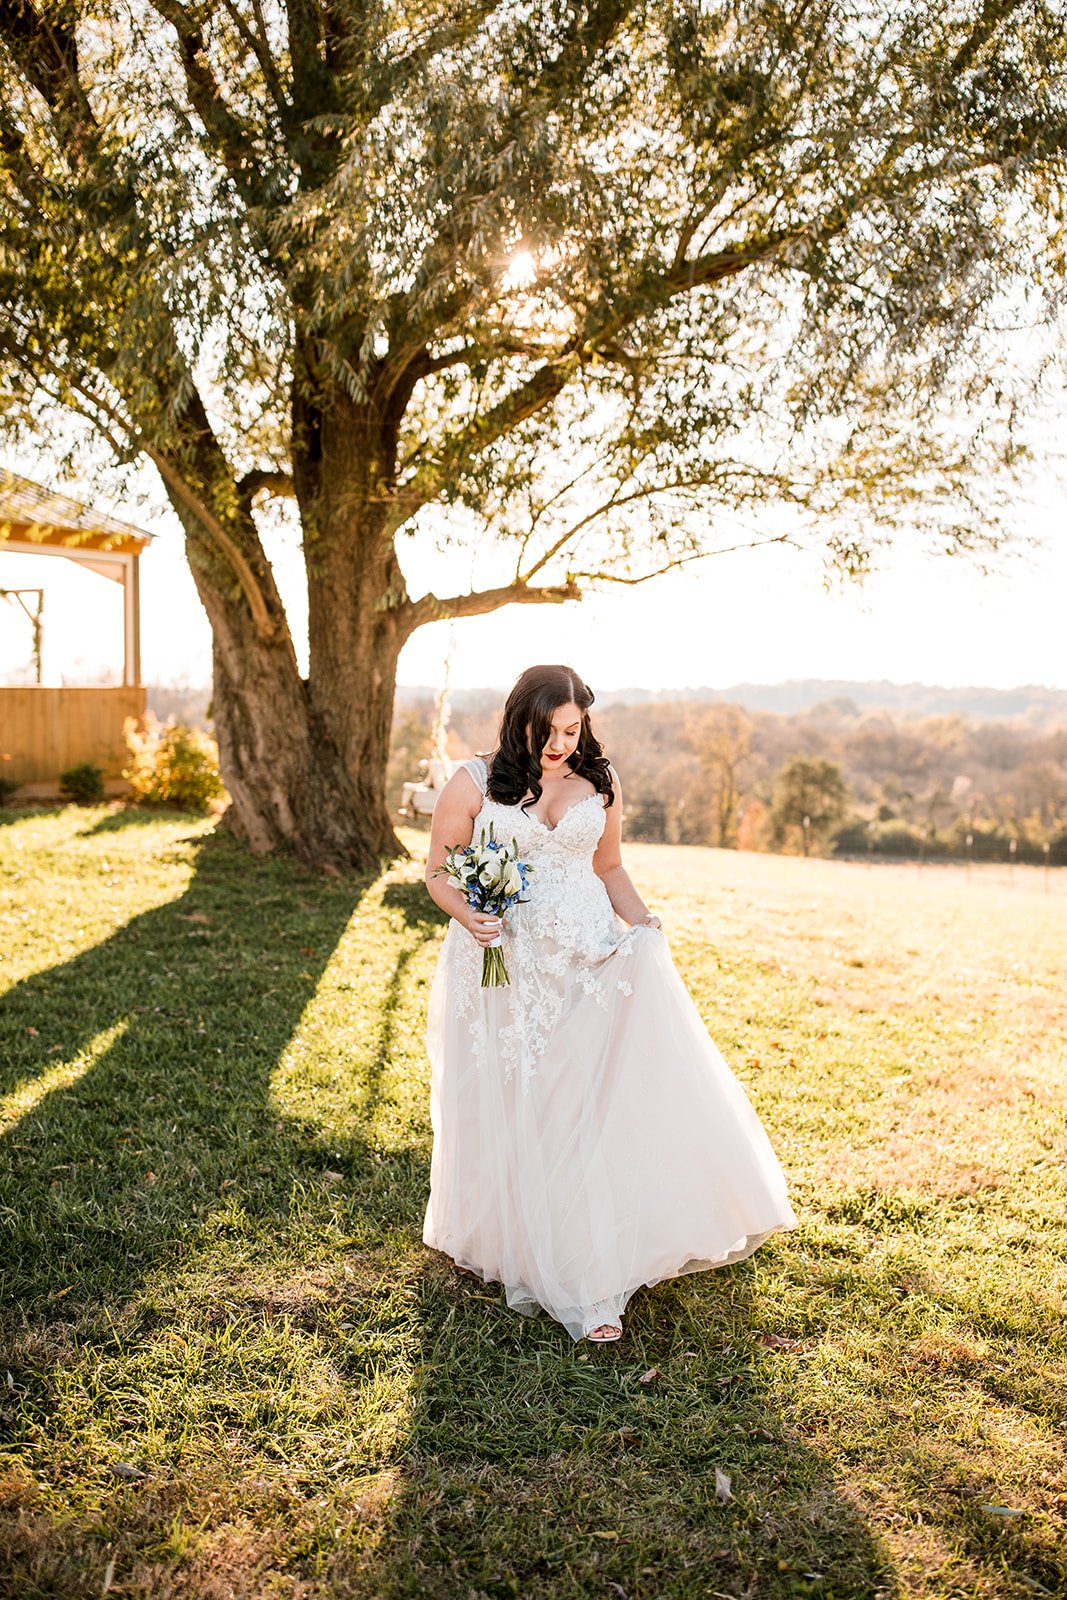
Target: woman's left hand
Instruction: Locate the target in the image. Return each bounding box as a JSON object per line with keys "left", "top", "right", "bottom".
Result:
{"left": 642, "top": 912, "right": 662, "bottom": 931}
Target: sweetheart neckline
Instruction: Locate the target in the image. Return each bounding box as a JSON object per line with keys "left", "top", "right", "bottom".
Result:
{"left": 481, "top": 790, "right": 604, "bottom": 835}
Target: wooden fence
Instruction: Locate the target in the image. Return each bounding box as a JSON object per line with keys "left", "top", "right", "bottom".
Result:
{"left": 0, "top": 686, "right": 147, "bottom": 791}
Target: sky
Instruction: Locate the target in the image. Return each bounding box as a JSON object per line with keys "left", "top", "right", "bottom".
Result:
{"left": 1, "top": 448, "right": 1064, "bottom": 696}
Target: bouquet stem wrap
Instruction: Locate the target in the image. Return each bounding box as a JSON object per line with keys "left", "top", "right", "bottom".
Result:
{"left": 433, "top": 823, "right": 534, "bottom": 988}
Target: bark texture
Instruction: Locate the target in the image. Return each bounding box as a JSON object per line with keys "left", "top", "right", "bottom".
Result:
{"left": 167, "top": 388, "right": 409, "bottom": 871}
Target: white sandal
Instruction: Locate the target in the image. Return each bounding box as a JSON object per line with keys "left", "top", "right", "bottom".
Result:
{"left": 583, "top": 1302, "right": 624, "bottom": 1342}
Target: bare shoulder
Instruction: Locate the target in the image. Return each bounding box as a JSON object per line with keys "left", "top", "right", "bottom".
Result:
{"left": 600, "top": 763, "right": 623, "bottom": 827}
{"left": 431, "top": 764, "right": 484, "bottom": 830}
{"left": 441, "top": 763, "right": 484, "bottom": 808}
{"left": 426, "top": 765, "right": 485, "bottom": 868}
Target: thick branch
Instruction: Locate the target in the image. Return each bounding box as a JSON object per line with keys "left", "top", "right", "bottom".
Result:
{"left": 404, "top": 576, "right": 581, "bottom": 631}
{"left": 0, "top": 0, "right": 95, "bottom": 153}
{"left": 148, "top": 449, "right": 279, "bottom": 640}
{"left": 239, "top": 468, "right": 295, "bottom": 499}
{"left": 950, "top": 0, "right": 1026, "bottom": 75}
{"left": 217, "top": 0, "right": 288, "bottom": 119}
{"left": 0, "top": 318, "right": 280, "bottom": 641}
{"left": 286, "top": 0, "right": 341, "bottom": 183}
{"left": 288, "top": 0, "right": 330, "bottom": 106}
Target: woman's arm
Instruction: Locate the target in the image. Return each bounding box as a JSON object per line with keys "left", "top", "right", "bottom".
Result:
{"left": 592, "top": 765, "right": 662, "bottom": 929}
{"left": 424, "top": 768, "right": 507, "bottom": 948}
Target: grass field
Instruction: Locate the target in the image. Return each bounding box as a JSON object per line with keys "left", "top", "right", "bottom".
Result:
{"left": 0, "top": 806, "right": 1064, "bottom": 1600}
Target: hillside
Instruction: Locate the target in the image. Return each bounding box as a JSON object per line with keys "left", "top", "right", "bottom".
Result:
{"left": 396, "top": 679, "right": 1067, "bottom": 724}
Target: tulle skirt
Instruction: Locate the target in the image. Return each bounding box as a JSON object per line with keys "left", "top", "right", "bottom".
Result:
{"left": 422, "top": 922, "right": 798, "bottom": 1341}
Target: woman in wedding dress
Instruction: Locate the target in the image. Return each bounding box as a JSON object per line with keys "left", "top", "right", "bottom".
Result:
{"left": 422, "top": 664, "right": 797, "bottom": 1342}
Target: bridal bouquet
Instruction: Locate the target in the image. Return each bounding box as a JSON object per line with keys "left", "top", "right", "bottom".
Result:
{"left": 434, "top": 823, "right": 533, "bottom": 987}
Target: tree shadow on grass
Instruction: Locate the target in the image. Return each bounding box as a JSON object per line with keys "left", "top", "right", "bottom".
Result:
{"left": 0, "top": 803, "right": 66, "bottom": 827}
{"left": 0, "top": 802, "right": 208, "bottom": 835}
{"left": 77, "top": 804, "right": 197, "bottom": 835}
{"left": 339, "top": 1253, "right": 903, "bottom": 1600}
{"left": 0, "top": 830, "right": 453, "bottom": 1589}
{"left": 380, "top": 878, "right": 448, "bottom": 932}
{"left": 0, "top": 827, "right": 457, "bottom": 1596}
{"left": 0, "top": 831, "right": 381, "bottom": 1310}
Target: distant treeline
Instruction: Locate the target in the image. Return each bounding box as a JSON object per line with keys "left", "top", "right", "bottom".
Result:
{"left": 389, "top": 693, "right": 1067, "bottom": 863}
{"left": 147, "top": 680, "right": 1067, "bottom": 863}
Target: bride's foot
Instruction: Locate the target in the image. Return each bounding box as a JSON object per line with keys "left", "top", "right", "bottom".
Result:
{"left": 586, "top": 1320, "right": 623, "bottom": 1341}
{"left": 583, "top": 1301, "right": 623, "bottom": 1341}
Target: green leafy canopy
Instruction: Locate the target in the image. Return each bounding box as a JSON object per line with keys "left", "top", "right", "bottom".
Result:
{"left": 2, "top": 0, "right": 1066, "bottom": 616}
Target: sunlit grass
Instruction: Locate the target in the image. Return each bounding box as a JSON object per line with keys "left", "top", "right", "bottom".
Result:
{"left": 0, "top": 807, "right": 1064, "bottom": 1599}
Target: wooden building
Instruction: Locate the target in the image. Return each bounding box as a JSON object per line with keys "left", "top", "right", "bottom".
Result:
{"left": 0, "top": 469, "right": 152, "bottom": 796}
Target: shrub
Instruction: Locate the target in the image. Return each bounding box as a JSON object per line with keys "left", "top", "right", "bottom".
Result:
{"left": 833, "top": 820, "right": 936, "bottom": 858}
{"left": 59, "top": 762, "right": 105, "bottom": 805}
{"left": 0, "top": 773, "right": 20, "bottom": 805}
{"left": 123, "top": 714, "right": 226, "bottom": 811}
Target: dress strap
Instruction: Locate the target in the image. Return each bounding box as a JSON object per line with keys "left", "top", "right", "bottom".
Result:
{"left": 459, "top": 755, "right": 489, "bottom": 794}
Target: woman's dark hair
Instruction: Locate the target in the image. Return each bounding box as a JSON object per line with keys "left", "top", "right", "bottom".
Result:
{"left": 485, "top": 665, "right": 614, "bottom": 812}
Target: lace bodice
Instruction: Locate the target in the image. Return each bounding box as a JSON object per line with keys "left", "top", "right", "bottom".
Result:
{"left": 466, "top": 755, "right": 607, "bottom": 852}
{"left": 442, "top": 756, "right": 642, "bottom": 1090}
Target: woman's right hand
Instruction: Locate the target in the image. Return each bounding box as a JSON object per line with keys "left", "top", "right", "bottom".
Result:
{"left": 464, "top": 910, "right": 504, "bottom": 947}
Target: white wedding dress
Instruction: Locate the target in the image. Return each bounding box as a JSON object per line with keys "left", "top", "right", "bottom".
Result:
{"left": 422, "top": 756, "right": 798, "bottom": 1341}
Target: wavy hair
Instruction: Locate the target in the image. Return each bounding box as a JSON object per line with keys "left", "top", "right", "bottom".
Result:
{"left": 485, "top": 664, "right": 614, "bottom": 813}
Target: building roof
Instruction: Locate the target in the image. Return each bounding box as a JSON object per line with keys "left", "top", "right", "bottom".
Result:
{"left": 0, "top": 467, "right": 153, "bottom": 556}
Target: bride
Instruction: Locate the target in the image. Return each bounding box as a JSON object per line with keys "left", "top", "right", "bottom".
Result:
{"left": 422, "top": 663, "right": 797, "bottom": 1343}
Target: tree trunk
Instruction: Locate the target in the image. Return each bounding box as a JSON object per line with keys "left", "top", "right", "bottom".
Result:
{"left": 150, "top": 381, "right": 420, "bottom": 872}
{"left": 210, "top": 608, "right": 395, "bottom": 871}
{"left": 302, "top": 391, "right": 411, "bottom": 864}
{"left": 173, "top": 484, "right": 406, "bottom": 873}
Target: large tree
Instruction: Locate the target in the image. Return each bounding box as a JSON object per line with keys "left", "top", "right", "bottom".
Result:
{"left": 1, "top": 0, "right": 1064, "bottom": 868}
